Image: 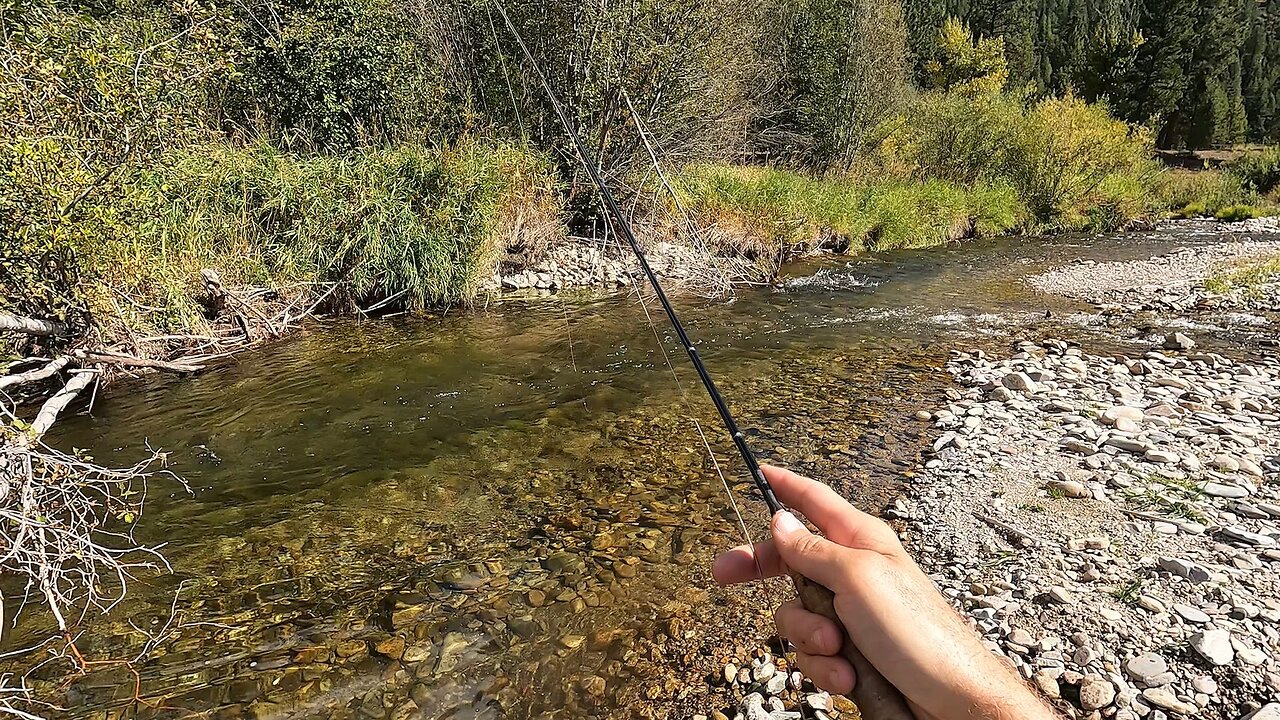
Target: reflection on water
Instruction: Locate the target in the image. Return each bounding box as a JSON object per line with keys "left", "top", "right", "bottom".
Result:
{"left": 6, "top": 228, "right": 1257, "bottom": 718}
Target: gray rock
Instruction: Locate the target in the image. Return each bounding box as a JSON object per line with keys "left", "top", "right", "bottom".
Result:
{"left": 1189, "top": 629, "right": 1234, "bottom": 666}
{"left": 1157, "top": 557, "right": 1210, "bottom": 583}
{"left": 1102, "top": 406, "right": 1146, "bottom": 425}
{"left": 1003, "top": 372, "right": 1041, "bottom": 393}
{"left": 1221, "top": 526, "right": 1276, "bottom": 546}
{"left": 1145, "top": 449, "right": 1181, "bottom": 464}
{"left": 1080, "top": 676, "right": 1117, "bottom": 710}
{"left": 1142, "top": 687, "right": 1199, "bottom": 715}
{"left": 1190, "top": 676, "right": 1217, "bottom": 695}
{"left": 1172, "top": 603, "right": 1211, "bottom": 624}
{"left": 752, "top": 661, "right": 776, "bottom": 682}
{"left": 1164, "top": 333, "right": 1196, "bottom": 351}
{"left": 1047, "top": 480, "right": 1091, "bottom": 499}
{"left": 1125, "top": 653, "right": 1169, "bottom": 685}
{"left": 1048, "top": 586, "right": 1076, "bottom": 605}
{"left": 1107, "top": 437, "right": 1152, "bottom": 454}
{"left": 1240, "top": 703, "right": 1280, "bottom": 720}
{"left": 1200, "top": 482, "right": 1250, "bottom": 498}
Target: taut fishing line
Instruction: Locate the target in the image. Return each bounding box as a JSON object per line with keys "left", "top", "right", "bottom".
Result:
{"left": 490, "top": 4, "right": 913, "bottom": 718}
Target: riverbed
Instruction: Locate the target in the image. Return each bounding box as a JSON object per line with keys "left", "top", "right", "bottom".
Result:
{"left": 8, "top": 223, "right": 1277, "bottom": 719}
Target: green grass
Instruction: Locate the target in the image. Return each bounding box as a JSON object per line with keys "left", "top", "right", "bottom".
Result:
{"left": 670, "top": 163, "right": 1028, "bottom": 257}
{"left": 1205, "top": 253, "right": 1280, "bottom": 295}
{"left": 29, "top": 139, "right": 563, "bottom": 340}
{"left": 1155, "top": 167, "right": 1278, "bottom": 219}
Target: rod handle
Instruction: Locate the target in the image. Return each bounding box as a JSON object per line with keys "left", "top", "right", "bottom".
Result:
{"left": 790, "top": 571, "right": 916, "bottom": 720}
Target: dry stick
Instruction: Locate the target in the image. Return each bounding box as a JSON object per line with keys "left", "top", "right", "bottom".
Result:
{"left": 28, "top": 371, "right": 96, "bottom": 441}
{"left": 0, "top": 313, "right": 67, "bottom": 337}
{"left": 0, "top": 358, "right": 72, "bottom": 391}
{"left": 75, "top": 350, "right": 202, "bottom": 373}
{"left": 975, "top": 512, "right": 1041, "bottom": 547}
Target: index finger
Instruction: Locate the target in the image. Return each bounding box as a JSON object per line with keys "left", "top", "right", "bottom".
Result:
{"left": 762, "top": 464, "right": 901, "bottom": 555}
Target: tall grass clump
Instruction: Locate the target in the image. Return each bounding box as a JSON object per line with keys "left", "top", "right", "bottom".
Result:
{"left": 672, "top": 163, "right": 1027, "bottom": 257}
{"left": 59, "top": 140, "right": 562, "bottom": 337}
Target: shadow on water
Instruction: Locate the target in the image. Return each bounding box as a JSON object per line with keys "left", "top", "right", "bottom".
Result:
{"left": 4, "top": 227, "right": 1254, "bottom": 718}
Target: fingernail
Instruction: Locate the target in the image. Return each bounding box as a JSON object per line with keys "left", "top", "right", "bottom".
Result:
{"left": 774, "top": 510, "right": 805, "bottom": 537}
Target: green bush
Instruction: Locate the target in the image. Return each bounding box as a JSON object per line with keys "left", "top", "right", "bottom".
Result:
{"left": 1228, "top": 147, "right": 1280, "bottom": 196}
{"left": 1154, "top": 170, "right": 1250, "bottom": 214}
{"left": 4, "top": 139, "right": 563, "bottom": 340}
{"left": 879, "top": 90, "right": 1158, "bottom": 229}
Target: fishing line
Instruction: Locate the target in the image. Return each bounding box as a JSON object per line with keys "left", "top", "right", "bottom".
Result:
{"left": 490, "top": 8, "right": 914, "bottom": 718}
{"left": 490, "top": 0, "right": 781, "bottom": 517}
{"left": 490, "top": 0, "right": 780, "bottom": 645}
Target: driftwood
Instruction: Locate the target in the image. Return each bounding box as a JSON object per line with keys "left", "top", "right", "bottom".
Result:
{"left": 975, "top": 512, "right": 1041, "bottom": 547}
{"left": 0, "top": 357, "right": 73, "bottom": 391}
{"left": 0, "top": 313, "right": 67, "bottom": 337}
{"left": 75, "top": 350, "right": 202, "bottom": 373}
{"left": 28, "top": 371, "right": 96, "bottom": 441}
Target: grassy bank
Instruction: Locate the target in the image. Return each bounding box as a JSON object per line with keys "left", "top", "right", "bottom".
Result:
{"left": 3, "top": 140, "right": 563, "bottom": 347}
{"left": 673, "top": 165, "right": 1026, "bottom": 255}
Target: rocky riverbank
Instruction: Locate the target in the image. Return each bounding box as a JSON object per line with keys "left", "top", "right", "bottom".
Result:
{"left": 484, "top": 237, "right": 768, "bottom": 296}
{"left": 895, "top": 337, "right": 1280, "bottom": 720}
{"left": 1030, "top": 219, "right": 1280, "bottom": 318}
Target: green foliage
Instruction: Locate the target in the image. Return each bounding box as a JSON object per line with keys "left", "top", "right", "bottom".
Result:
{"left": 1204, "top": 253, "right": 1280, "bottom": 294}
{"left": 228, "top": 0, "right": 453, "bottom": 149}
{"left": 1213, "top": 204, "right": 1260, "bottom": 222}
{"left": 672, "top": 163, "right": 1027, "bottom": 254}
{"left": 3, "top": 139, "right": 561, "bottom": 339}
{"left": 1154, "top": 168, "right": 1253, "bottom": 214}
{"left": 880, "top": 89, "right": 1159, "bottom": 229}
{"left": 760, "top": 0, "right": 914, "bottom": 168}
{"left": 1228, "top": 147, "right": 1280, "bottom": 196}
{"left": 130, "top": 141, "right": 560, "bottom": 315}
{"left": 922, "top": 18, "right": 1009, "bottom": 93}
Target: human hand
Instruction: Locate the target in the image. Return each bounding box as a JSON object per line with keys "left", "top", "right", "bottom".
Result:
{"left": 713, "top": 465, "right": 1059, "bottom": 720}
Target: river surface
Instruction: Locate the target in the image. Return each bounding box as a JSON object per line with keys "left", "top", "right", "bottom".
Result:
{"left": 7, "top": 227, "right": 1271, "bottom": 719}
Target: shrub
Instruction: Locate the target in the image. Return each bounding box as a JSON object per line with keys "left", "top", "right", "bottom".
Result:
{"left": 879, "top": 90, "right": 1158, "bottom": 229}
{"left": 1154, "top": 169, "right": 1250, "bottom": 214}
{"left": 6, "top": 140, "right": 563, "bottom": 341}
{"left": 1228, "top": 147, "right": 1280, "bottom": 196}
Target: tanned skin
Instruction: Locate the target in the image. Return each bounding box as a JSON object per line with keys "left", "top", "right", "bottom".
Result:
{"left": 713, "top": 465, "right": 1062, "bottom": 720}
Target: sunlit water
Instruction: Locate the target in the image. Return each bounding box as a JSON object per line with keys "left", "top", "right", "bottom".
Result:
{"left": 6, "top": 227, "right": 1275, "bottom": 719}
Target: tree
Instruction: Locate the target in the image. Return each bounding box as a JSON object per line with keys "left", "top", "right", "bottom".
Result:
{"left": 923, "top": 17, "right": 1009, "bottom": 93}
{"left": 759, "top": 0, "right": 914, "bottom": 168}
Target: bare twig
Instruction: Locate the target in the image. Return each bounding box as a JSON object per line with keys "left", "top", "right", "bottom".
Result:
{"left": 75, "top": 350, "right": 202, "bottom": 374}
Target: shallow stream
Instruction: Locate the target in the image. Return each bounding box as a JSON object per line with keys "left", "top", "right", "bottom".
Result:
{"left": 9, "top": 226, "right": 1273, "bottom": 719}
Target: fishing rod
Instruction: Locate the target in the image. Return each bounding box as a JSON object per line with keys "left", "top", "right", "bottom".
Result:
{"left": 489, "top": 4, "right": 912, "bottom": 719}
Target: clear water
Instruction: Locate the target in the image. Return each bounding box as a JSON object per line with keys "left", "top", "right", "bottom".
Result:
{"left": 7, "top": 228, "right": 1269, "bottom": 719}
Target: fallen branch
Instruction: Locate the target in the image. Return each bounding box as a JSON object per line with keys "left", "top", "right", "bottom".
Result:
{"left": 0, "top": 314, "right": 67, "bottom": 338}
{"left": 974, "top": 512, "right": 1040, "bottom": 547}
{"left": 28, "top": 371, "right": 96, "bottom": 441}
{"left": 0, "top": 358, "right": 73, "bottom": 392}
{"left": 75, "top": 351, "right": 202, "bottom": 374}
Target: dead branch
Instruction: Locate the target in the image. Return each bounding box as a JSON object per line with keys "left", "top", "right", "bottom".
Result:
{"left": 75, "top": 350, "right": 202, "bottom": 374}
{"left": 28, "top": 372, "right": 96, "bottom": 442}
{"left": 0, "top": 314, "right": 67, "bottom": 338}
{"left": 0, "top": 358, "right": 72, "bottom": 392}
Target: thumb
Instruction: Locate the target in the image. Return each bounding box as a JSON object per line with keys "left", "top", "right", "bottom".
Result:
{"left": 772, "top": 510, "right": 856, "bottom": 594}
